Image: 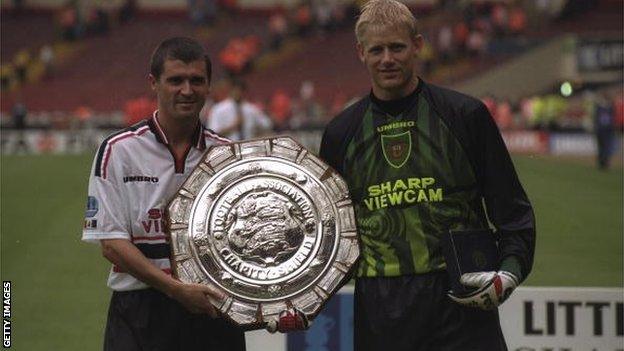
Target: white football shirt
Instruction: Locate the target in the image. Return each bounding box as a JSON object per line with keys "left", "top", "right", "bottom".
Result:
{"left": 82, "top": 111, "right": 229, "bottom": 291}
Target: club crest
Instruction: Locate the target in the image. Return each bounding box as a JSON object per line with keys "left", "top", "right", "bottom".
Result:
{"left": 381, "top": 131, "right": 412, "bottom": 168}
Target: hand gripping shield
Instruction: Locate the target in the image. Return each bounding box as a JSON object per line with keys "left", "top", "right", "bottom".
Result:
{"left": 165, "top": 137, "right": 359, "bottom": 330}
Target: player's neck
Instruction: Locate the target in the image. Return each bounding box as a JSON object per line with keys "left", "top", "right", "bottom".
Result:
{"left": 157, "top": 112, "right": 198, "bottom": 149}
{"left": 372, "top": 77, "right": 420, "bottom": 101}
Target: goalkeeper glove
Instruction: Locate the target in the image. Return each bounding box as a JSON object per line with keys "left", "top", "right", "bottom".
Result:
{"left": 448, "top": 271, "right": 519, "bottom": 310}
{"left": 266, "top": 308, "right": 310, "bottom": 333}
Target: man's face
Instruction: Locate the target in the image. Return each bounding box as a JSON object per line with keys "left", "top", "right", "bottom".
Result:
{"left": 149, "top": 59, "right": 209, "bottom": 121}
{"left": 357, "top": 25, "right": 423, "bottom": 99}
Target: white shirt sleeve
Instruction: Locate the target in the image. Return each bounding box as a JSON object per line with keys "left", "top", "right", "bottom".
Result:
{"left": 81, "top": 148, "right": 131, "bottom": 244}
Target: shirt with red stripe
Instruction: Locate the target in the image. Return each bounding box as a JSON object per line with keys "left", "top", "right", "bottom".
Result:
{"left": 82, "top": 111, "right": 229, "bottom": 291}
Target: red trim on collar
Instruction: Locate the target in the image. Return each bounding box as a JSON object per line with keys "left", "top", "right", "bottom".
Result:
{"left": 147, "top": 111, "right": 207, "bottom": 173}
{"left": 148, "top": 111, "right": 206, "bottom": 150}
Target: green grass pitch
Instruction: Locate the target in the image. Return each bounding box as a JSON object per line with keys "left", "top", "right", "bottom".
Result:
{"left": 0, "top": 153, "right": 622, "bottom": 350}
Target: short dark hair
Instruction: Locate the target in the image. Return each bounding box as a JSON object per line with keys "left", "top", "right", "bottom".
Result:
{"left": 150, "top": 37, "right": 212, "bottom": 82}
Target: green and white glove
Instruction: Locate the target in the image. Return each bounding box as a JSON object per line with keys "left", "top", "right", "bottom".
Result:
{"left": 448, "top": 271, "right": 519, "bottom": 310}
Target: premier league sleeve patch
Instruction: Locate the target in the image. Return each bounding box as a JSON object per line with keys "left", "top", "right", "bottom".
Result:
{"left": 84, "top": 196, "right": 99, "bottom": 230}
{"left": 84, "top": 219, "right": 98, "bottom": 230}
{"left": 85, "top": 196, "right": 99, "bottom": 218}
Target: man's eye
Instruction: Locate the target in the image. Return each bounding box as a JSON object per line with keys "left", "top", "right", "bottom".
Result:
{"left": 191, "top": 77, "right": 206, "bottom": 85}
{"left": 168, "top": 77, "right": 183, "bottom": 84}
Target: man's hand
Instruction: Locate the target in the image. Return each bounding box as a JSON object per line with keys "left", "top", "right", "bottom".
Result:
{"left": 170, "top": 282, "right": 225, "bottom": 317}
{"left": 266, "top": 308, "right": 310, "bottom": 333}
{"left": 101, "top": 239, "right": 226, "bottom": 317}
{"left": 448, "top": 271, "right": 519, "bottom": 310}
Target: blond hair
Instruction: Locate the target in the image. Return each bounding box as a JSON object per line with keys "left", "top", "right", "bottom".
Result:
{"left": 355, "top": 0, "right": 418, "bottom": 44}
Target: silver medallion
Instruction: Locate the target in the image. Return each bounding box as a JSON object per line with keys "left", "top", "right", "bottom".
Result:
{"left": 166, "top": 137, "right": 359, "bottom": 329}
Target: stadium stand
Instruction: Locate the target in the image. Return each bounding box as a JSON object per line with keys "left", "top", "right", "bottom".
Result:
{"left": 0, "top": 0, "right": 621, "bottom": 135}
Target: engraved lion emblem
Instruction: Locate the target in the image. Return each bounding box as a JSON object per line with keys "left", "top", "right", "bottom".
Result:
{"left": 226, "top": 191, "right": 306, "bottom": 266}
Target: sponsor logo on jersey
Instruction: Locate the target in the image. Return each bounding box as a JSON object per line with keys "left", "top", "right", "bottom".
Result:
{"left": 381, "top": 131, "right": 412, "bottom": 168}
{"left": 364, "top": 177, "right": 443, "bottom": 211}
{"left": 85, "top": 196, "right": 98, "bottom": 217}
{"left": 123, "top": 175, "right": 159, "bottom": 183}
{"left": 142, "top": 208, "right": 164, "bottom": 233}
{"left": 376, "top": 121, "right": 415, "bottom": 133}
{"left": 148, "top": 208, "right": 162, "bottom": 219}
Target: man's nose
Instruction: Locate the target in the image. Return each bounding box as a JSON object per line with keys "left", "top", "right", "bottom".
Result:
{"left": 180, "top": 80, "right": 193, "bottom": 95}
{"left": 381, "top": 48, "right": 394, "bottom": 65}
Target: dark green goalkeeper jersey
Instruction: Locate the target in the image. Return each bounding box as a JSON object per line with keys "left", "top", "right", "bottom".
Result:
{"left": 343, "top": 88, "right": 487, "bottom": 277}
{"left": 320, "top": 80, "right": 536, "bottom": 279}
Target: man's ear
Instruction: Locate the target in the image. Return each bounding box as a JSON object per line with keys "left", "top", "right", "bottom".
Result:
{"left": 357, "top": 42, "right": 365, "bottom": 63}
{"left": 412, "top": 34, "right": 424, "bottom": 53}
{"left": 148, "top": 74, "right": 157, "bottom": 91}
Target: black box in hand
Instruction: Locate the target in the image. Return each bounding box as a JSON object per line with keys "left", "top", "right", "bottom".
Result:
{"left": 440, "top": 229, "right": 500, "bottom": 296}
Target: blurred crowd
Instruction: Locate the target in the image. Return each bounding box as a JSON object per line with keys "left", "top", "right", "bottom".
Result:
{"left": 1, "top": 0, "right": 620, "bottom": 140}
{"left": 481, "top": 86, "right": 624, "bottom": 132}
{"left": 218, "top": 1, "right": 358, "bottom": 78}
{"left": 0, "top": 0, "right": 137, "bottom": 91}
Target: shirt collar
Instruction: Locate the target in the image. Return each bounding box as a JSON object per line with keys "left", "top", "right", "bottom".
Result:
{"left": 147, "top": 110, "right": 206, "bottom": 150}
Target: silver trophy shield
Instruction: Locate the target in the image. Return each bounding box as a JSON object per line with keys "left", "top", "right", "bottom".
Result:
{"left": 165, "top": 137, "right": 359, "bottom": 330}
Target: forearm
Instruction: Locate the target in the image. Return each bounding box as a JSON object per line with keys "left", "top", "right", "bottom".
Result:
{"left": 101, "top": 239, "right": 180, "bottom": 297}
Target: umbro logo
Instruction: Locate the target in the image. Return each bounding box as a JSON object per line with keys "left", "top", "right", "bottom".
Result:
{"left": 123, "top": 175, "right": 159, "bottom": 183}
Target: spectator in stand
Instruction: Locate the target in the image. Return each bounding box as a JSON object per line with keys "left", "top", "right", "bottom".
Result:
{"left": 118, "top": 0, "right": 137, "bottom": 24}
{"left": 219, "top": 44, "right": 246, "bottom": 77}
{"left": 508, "top": 4, "right": 527, "bottom": 36}
{"left": 187, "top": 0, "right": 218, "bottom": 26}
{"left": 466, "top": 29, "right": 487, "bottom": 58}
{"left": 491, "top": 3, "right": 508, "bottom": 37}
{"left": 437, "top": 25, "right": 453, "bottom": 63}
{"left": 58, "top": 2, "right": 79, "bottom": 41}
{"left": 293, "top": 2, "right": 313, "bottom": 37}
{"left": 0, "top": 64, "right": 14, "bottom": 90}
{"left": 269, "top": 89, "right": 292, "bottom": 131}
{"left": 123, "top": 96, "right": 157, "bottom": 126}
{"left": 208, "top": 79, "right": 272, "bottom": 140}
{"left": 613, "top": 89, "right": 624, "bottom": 131}
{"left": 594, "top": 91, "right": 616, "bottom": 170}
{"left": 313, "top": 0, "right": 334, "bottom": 34}
{"left": 14, "top": 49, "right": 30, "bottom": 84}
{"left": 86, "top": 6, "right": 110, "bottom": 36}
{"left": 453, "top": 21, "right": 469, "bottom": 56}
{"left": 268, "top": 10, "right": 288, "bottom": 50}
{"left": 331, "top": 3, "right": 348, "bottom": 29}
{"left": 419, "top": 39, "right": 435, "bottom": 75}
{"left": 219, "top": 36, "right": 261, "bottom": 77}
{"left": 40, "top": 45, "right": 55, "bottom": 79}
{"left": 11, "top": 99, "right": 29, "bottom": 153}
